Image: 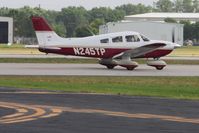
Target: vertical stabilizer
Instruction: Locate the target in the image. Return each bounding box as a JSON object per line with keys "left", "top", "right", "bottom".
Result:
{"left": 31, "top": 16, "right": 61, "bottom": 47}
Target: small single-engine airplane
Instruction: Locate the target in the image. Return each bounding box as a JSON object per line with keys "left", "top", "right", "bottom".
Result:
{"left": 31, "top": 16, "right": 180, "bottom": 70}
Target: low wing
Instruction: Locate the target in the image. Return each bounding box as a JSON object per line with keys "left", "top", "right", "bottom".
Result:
{"left": 113, "top": 43, "right": 166, "bottom": 59}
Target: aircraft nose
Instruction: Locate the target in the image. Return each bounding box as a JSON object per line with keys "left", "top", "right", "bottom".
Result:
{"left": 167, "top": 42, "right": 181, "bottom": 49}
{"left": 173, "top": 43, "right": 181, "bottom": 49}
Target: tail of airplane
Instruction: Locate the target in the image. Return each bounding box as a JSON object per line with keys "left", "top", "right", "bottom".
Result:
{"left": 31, "top": 16, "right": 62, "bottom": 47}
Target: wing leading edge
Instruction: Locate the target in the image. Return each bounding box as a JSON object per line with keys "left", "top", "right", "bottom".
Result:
{"left": 113, "top": 43, "right": 166, "bottom": 59}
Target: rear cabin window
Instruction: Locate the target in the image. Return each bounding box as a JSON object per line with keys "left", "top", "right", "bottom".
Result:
{"left": 112, "top": 36, "right": 123, "bottom": 43}
{"left": 100, "top": 38, "right": 109, "bottom": 43}
{"left": 125, "top": 35, "right": 140, "bottom": 42}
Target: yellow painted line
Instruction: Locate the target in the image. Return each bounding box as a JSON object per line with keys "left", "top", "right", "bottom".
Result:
{"left": 0, "top": 102, "right": 63, "bottom": 124}
{"left": 35, "top": 104, "right": 199, "bottom": 125}
{"left": 0, "top": 102, "right": 46, "bottom": 124}
{"left": 61, "top": 107, "right": 199, "bottom": 124}
{"left": 0, "top": 104, "right": 21, "bottom": 110}
{"left": 2, "top": 109, "right": 28, "bottom": 119}
{"left": 1, "top": 101, "right": 199, "bottom": 125}
{"left": 0, "top": 103, "right": 28, "bottom": 119}
{"left": 0, "top": 106, "right": 46, "bottom": 124}
{"left": 3, "top": 118, "right": 37, "bottom": 124}
{"left": 41, "top": 108, "right": 62, "bottom": 118}
{"left": 2, "top": 113, "right": 25, "bottom": 119}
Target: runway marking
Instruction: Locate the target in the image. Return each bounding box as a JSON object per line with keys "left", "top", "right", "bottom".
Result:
{"left": 2, "top": 108, "right": 28, "bottom": 119}
{"left": 69, "top": 109, "right": 199, "bottom": 124}
{"left": 36, "top": 105, "right": 199, "bottom": 125}
{"left": 1, "top": 101, "right": 199, "bottom": 125}
{"left": 1, "top": 106, "right": 46, "bottom": 124}
{"left": 41, "top": 109, "right": 63, "bottom": 118}
{"left": 0, "top": 102, "right": 63, "bottom": 124}
{"left": 0, "top": 104, "right": 28, "bottom": 119}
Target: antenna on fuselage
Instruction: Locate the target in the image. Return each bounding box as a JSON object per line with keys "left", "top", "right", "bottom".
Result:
{"left": 87, "top": 26, "right": 96, "bottom": 36}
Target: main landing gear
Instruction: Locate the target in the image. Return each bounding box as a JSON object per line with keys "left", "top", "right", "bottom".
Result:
{"left": 147, "top": 59, "right": 167, "bottom": 70}
{"left": 99, "top": 58, "right": 167, "bottom": 71}
{"left": 117, "top": 60, "right": 138, "bottom": 70}
{"left": 106, "top": 64, "right": 116, "bottom": 69}
{"left": 99, "top": 59, "right": 138, "bottom": 71}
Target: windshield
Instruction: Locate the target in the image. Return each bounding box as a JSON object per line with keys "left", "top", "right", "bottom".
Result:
{"left": 140, "top": 35, "right": 150, "bottom": 42}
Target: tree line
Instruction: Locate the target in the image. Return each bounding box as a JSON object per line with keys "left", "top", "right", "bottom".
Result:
{"left": 0, "top": 4, "right": 152, "bottom": 38}
{"left": 0, "top": 0, "right": 198, "bottom": 43}
{"left": 155, "top": 0, "right": 199, "bottom": 12}
{"left": 155, "top": 0, "right": 199, "bottom": 43}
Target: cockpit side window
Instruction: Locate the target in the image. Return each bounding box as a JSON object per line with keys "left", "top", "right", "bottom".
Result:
{"left": 125, "top": 35, "right": 140, "bottom": 42}
{"left": 125, "top": 35, "right": 133, "bottom": 42}
{"left": 112, "top": 36, "right": 123, "bottom": 43}
{"left": 100, "top": 38, "right": 109, "bottom": 43}
{"left": 141, "top": 35, "right": 150, "bottom": 42}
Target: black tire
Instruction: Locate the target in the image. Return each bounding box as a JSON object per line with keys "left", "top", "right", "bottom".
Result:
{"left": 127, "top": 67, "right": 135, "bottom": 71}
{"left": 106, "top": 65, "right": 115, "bottom": 69}
{"left": 156, "top": 66, "right": 164, "bottom": 70}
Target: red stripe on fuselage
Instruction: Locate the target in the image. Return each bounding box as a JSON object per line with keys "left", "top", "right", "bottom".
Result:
{"left": 39, "top": 47, "right": 173, "bottom": 59}
{"left": 39, "top": 47, "right": 128, "bottom": 58}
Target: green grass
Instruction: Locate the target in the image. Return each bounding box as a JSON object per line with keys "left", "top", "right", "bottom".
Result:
{"left": 0, "top": 45, "right": 199, "bottom": 64}
{"left": 0, "top": 44, "right": 41, "bottom": 54}
{"left": 0, "top": 44, "right": 24, "bottom": 48}
{"left": 0, "top": 44, "right": 199, "bottom": 56}
{"left": 0, "top": 58, "right": 98, "bottom": 64}
{"left": 0, "top": 76, "right": 199, "bottom": 100}
{"left": 170, "top": 46, "right": 199, "bottom": 56}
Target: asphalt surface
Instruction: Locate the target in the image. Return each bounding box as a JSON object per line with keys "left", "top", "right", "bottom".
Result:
{"left": 0, "top": 87, "right": 199, "bottom": 133}
{"left": 0, "top": 54, "right": 199, "bottom": 60}
{"left": 0, "top": 63, "right": 199, "bottom": 76}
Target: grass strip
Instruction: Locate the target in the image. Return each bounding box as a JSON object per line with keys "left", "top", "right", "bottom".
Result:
{"left": 0, "top": 58, "right": 98, "bottom": 64}
{"left": 0, "top": 45, "right": 199, "bottom": 56}
{"left": 0, "top": 76, "right": 198, "bottom": 100}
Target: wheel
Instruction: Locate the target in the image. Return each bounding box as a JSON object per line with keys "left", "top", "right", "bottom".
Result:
{"left": 106, "top": 65, "right": 115, "bottom": 69}
{"left": 156, "top": 66, "right": 164, "bottom": 70}
{"left": 126, "top": 67, "right": 135, "bottom": 71}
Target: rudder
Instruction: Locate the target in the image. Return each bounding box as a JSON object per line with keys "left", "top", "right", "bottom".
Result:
{"left": 31, "top": 16, "right": 60, "bottom": 47}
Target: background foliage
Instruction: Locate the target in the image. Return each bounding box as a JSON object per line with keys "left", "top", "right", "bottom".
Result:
{"left": 0, "top": 0, "right": 198, "bottom": 42}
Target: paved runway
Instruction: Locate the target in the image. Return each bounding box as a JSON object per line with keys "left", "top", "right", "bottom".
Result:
{"left": 0, "top": 87, "right": 199, "bottom": 133}
{"left": 0, "top": 54, "right": 199, "bottom": 60}
{"left": 0, "top": 63, "right": 199, "bottom": 76}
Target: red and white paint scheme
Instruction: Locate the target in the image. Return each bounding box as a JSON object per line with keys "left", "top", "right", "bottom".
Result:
{"left": 31, "top": 16, "right": 181, "bottom": 70}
